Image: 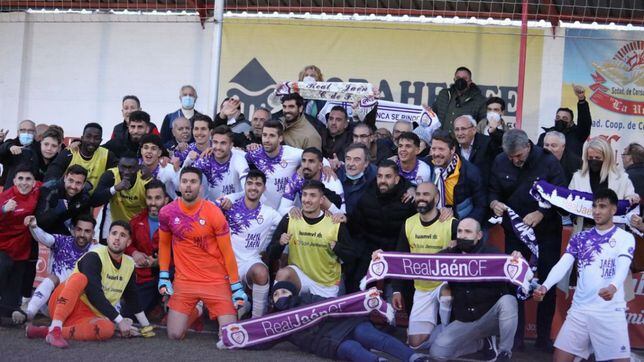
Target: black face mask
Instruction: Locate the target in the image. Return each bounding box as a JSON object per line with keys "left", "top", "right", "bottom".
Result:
{"left": 456, "top": 238, "right": 477, "bottom": 253}
{"left": 588, "top": 159, "right": 603, "bottom": 173}
{"left": 454, "top": 78, "right": 468, "bottom": 92}
{"left": 554, "top": 120, "right": 567, "bottom": 132}
{"left": 416, "top": 199, "right": 435, "bottom": 215}
{"left": 274, "top": 296, "right": 297, "bottom": 311}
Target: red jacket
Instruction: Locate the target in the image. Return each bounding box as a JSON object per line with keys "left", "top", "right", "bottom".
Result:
{"left": 0, "top": 183, "right": 41, "bottom": 260}
{"left": 126, "top": 209, "right": 159, "bottom": 284}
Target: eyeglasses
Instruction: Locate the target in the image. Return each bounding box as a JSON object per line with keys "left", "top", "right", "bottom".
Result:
{"left": 353, "top": 133, "right": 371, "bottom": 139}
{"left": 454, "top": 126, "right": 475, "bottom": 133}
{"left": 621, "top": 153, "right": 630, "bottom": 157}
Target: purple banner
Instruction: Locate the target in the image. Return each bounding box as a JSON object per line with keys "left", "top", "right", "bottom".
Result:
{"left": 506, "top": 207, "right": 539, "bottom": 258}
{"left": 360, "top": 252, "right": 533, "bottom": 292}
{"left": 220, "top": 288, "right": 392, "bottom": 349}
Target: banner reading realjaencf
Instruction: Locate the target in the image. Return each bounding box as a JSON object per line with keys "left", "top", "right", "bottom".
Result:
{"left": 561, "top": 29, "right": 644, "bottom": 161}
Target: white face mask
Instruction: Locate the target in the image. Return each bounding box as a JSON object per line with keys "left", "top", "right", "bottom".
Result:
{"left": 302, "top": 76, "right": 316, "bottom": 84}
{"left": 486, "top": 111, "right": 501, "bottom": 123}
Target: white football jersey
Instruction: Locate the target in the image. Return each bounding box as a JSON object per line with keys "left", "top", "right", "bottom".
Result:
{"left": 245, "top": 145, "right": 302, "bottom": 209}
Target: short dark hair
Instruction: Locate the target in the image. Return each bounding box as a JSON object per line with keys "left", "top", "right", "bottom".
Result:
{"left": 246, "top": 169, "right": 267, "bottom": 184}
{"left": 109, "top": 220, "right": 131, "bottom": 235}
{"left": 301, "top": 179, "right": 325, "bottom": 194}
{"left": 122, "top": 95, "right": 141, "bottom": 108}
{"left": 280, "top": 93, "right": 304, "bottom": 108}
{"left": 65, "top": 164, "right": 88, "bottom": 179}
{"left": 556, "top": 107, "right": 574, "bottom": 122}
{"left": 486, "top": 97, "right": 506, "bottom": 111}
{"left": 83, "top": 122, "right": 102, "bottom": 134}
{"left": 302, "top": 147, "right": 323, "bottom": 162}
{"left": 129, "top": 110, "right": 151, "bottom": 124}
{"left": 431, "top": 130, "right": 457, "bottom": 149}
{"left": 180, "top": 166, "right": 203, "bottom": 182}
{"left": 353, "top": 122, "right": 374, "bottom": 134}
{"left": 593, "top": 188, "right": 618, "bottom": 207}
{"left": 378, "top": 159, "right": 399, "bottom": 173}
{"left": 145, "top": 179, "right": 167, "bottom": 196}
{"left": 14, "top": 163, "right": 34, "bottom": 177}
{"left": 42, "top": 127, "right": 64, "bottom": 145}
{"left": 625, "top": 143, "right": 644, "bottom": 164}
{"left": 344, "top": 143, "right": 369, "bottom": 160}
{"left": 139, "top": 134, "right": 164, "bottom": 150}
{"left": 329, "top": 106, "right": 348, "bottom": 120}
{"left": 193, "top": 114, "right": 214, "bottom": 130}
{"left": 74, "top": 214, "right": 97, "bottom": 228}
{"left": 455, "top": 66, "right": 472, "bottom": 78}
{"left": 397, "top": 131, "right": 420, "bottom": 147}
{"left": 212, "top": 125, "right": 233, "bottom": 141}
{"left": 263, "top": 119, "right": 284, "bottom": 135}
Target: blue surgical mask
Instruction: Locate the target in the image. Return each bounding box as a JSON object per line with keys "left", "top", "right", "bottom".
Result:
{"left": 181, "top": 96, "right": 195, "bottom": 110}
{"left": 19, "top": 133, "right": 34, "bottom": 146}
{"left": 346, "top": 171, "right": 364, "bottom": 181}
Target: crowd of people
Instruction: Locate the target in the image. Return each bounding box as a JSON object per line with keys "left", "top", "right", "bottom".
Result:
{"left": 0, "top": 64, "right": 642, "bottom": 362}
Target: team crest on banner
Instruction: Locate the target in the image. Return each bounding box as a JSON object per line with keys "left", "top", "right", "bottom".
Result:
{"left": 226, "top": 324, "right": 249, "bottom": 347}
{"left": 370, "top": 257, "right": 388, "bottom": 278}
{"left": 363, "top": 289, "right": 382, "bottom": 310}
{"left": 503, "top": 257, "right": 522, "bottom": 282}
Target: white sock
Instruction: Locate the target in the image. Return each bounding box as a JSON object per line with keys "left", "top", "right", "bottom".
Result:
{"left": 49, "top": 319, "right": 63, "bottom": 331}
{"left": 27, "top": 278, "right": 56, "bottom": 320}
{"left": 439, "top": 296, "right": 452, "bottom": 327}
{"left": 251, "top": 283, "right": 270, "bottom": 318}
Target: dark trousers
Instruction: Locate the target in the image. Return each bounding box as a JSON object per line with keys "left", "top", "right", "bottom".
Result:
{"left": 21, "top": 241, "right": 38, "bottom": 299}
{"left": 121, "top": 280, "right": 161, "bottom": 318}
{"left": 505, "top": 229, "right": 560, "bottom": 342}
{"left": 336, "top": 322, "right": 415, "bottom": 362}
{"left": 0, "top": 251, "right": 26, "bottom": 317}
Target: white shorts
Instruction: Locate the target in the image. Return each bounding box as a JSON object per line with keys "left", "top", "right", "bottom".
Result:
{"left": 408, "top": 287, "right": 441, "bottom": 335}
{"left": 287, "top": 265, "right": 339, "bottom": 298}
{"left": 237, "top": 259, "right": 267, "bottom": 286}
{"left": 554, "top": 307, "right": 630, "bottom": 361}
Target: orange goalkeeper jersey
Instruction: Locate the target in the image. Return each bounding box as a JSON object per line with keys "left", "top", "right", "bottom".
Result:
{"left": 158, "top": 198, "right": 239, "bottom": 285}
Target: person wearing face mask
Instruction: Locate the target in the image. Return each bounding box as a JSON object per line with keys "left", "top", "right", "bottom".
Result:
{"left": 0, "top": 120, "right": 37, "bottom": 188}
{"left": 432, "top": 67, "right": 487, "bottom": 133}
{"left": 0, "top": 165, "right": 41, "bottom": 324}
{"left": 338, "top": 143, "right": 377, "bottom": 218}
{"left": 429, "top": 218, "right": 518, "bottom": 362}
{"left": 373, "top": 182, "right": 456, "bottom": 350}
{"left": 489, "top": 129, "right": 566, "bottom": 351}
{"left": 214, "top": 96, "right": 250, "bottom": 134}
{"left": 476, "top": 97, "right": 510, "bottom": 136}
{"left": 537, "top": 84, "right": 592, "bottom": 157}
{"left": 569, "top": 137, "right": 638, "bottom": 234}
{"left": 160, "top": 85, "right": 203, "bottom": 147}
{"left": 111, "top": 95, "right": 160, "bottom": 142}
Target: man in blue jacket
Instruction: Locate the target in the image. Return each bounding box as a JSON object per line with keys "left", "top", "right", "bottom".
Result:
{"left": 488, "top": 129, "right": 566, "bottom": 351}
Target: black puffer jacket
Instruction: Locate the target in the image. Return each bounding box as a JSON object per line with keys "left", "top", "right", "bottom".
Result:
{"left": 352, "top": 177, "right": 416, "bottom": 253}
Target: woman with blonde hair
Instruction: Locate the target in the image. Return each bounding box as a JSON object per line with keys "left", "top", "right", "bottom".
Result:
{"left": 569, "top": 137, "right": 639, "bottom": 232}
{"left": 298, "top": 65, "right": 324, "bottom": 82}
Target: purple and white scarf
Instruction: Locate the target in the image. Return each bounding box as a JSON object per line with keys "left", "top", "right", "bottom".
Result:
{"left": 488, "top": 207, "right": 539, "bottom": 261}
{"left": 359, "top": 252, "right": 533, "bottom": 293}
{"left": 530, "top": 180, "right": 639, "bottom": 228}
{"left": 433, "top": 154, "right": 459, "bottom": 209}
{"left": 275, "top": 81, "right": 374, "bottom": 103}
{"left": 355, "top": 97, "right": 441, "bottom": 126}
{"left": 220, "top": 288, "right": 393, "bottom": 349}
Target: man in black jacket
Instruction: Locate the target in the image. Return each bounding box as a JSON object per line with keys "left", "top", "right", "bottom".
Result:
{"left": 103, "top": 111, "right": 150, "bottom": 157}
{"left": 432, "top": 67, "right": 487, "bottom": 133}
{"left": 489, "top": 129, "right": 566, "bottom": 351}
{"left": 537, "top": 84, "right": 591, "bottom": 157}
{"left": 454, "top": 115, "right": 502, "bottom": 186}
{"left": 36, "top": 165, "right": 92, "bottom": 236}
{"left": 322, "top": 106, "right": 354, "bottom": 161}
{"left": 430, "top": 218, "right": 517, "bottom": 361}
{"left": 623, "top": 142, "right": 644, "bottom": 198}
{"left": 542, "top": 130, "right": 581, "bottom": 185}
{"left": 0, "top": 120, "right": 37, "bottom": 188}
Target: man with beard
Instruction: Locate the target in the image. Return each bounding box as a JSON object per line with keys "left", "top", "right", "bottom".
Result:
{"left": 221, "top": 170, "right": 281, "bottom": 318}
{"left": 45, "top": 123, "right": 117, "bottom": 194}
{"left": 92, "top": 155, "right": 148, "bottom": 241}
{"left": 233, "top": 108, "right": 271, "bottom": 150}
{"left": 103, "top": 111, "right": 151, "bottom": 157}
{"left": 391, "top": 132, "right": 433, "bottom": 186}
{"left": 323, "top": 106, "right": 354, "bottom": 161}
{"left": 158, "top": 167, "right": 245, "bottom": 340}
{"left": 111, "top": 95, "right": 160, "bottom": 142}
{"left": 268, "top": 180, "right": 358, "bottom": 298}
{"left": 279, "top": 93, "right": 323, "bottom": 151}
{"left": 192, "top": 126, "right": 249, "bottom": 201}
{"left": 537, "top": 84, "right": 592, "bottom": 157}
{"left": 350, "top": 160, "right": 416, "bottom": 293}
{"left": 372, "top": 182, "right": 457, "bottom": 349}
{"left": 121, "top": 180, "right": 170, "bottom": 318}
{"left": 37, "top": 165, "right": 92, "bottom": 236}
{"left": 23, "top": 215, "right": 96, "bottom": 321}
{"left": 26, "top": 221, "right": 153, "bottom": 348}
{"left": 432, "top": 66, "right": 487, "bottom": 133}
{"left": 245, "top": 120, "right": 304, "bottom": 209}
{"left": 279, "top": 147, "right": 345, "bottom": 216}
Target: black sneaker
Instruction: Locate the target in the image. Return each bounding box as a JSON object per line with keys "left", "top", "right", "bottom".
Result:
{"left": 496, "top": 351, "right": 511, "bottom": 361}
{"left": 462, "top": 337, "right": 498, "bottom": 361}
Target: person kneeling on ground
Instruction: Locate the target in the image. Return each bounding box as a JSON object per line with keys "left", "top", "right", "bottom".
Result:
{"left": 253, "top": 281, "right": 428, "bottom": 362}
{"left": 26, "top": 221, "right": 154, "bottom": 348}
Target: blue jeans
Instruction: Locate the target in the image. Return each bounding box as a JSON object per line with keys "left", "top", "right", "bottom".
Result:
{"left": 336, "top": 321, "right": 415, "bottom": 362}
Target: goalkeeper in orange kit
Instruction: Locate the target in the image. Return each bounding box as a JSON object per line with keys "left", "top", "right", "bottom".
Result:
{"left": 157, "top": 167, "right": 247, "bottom": 340}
